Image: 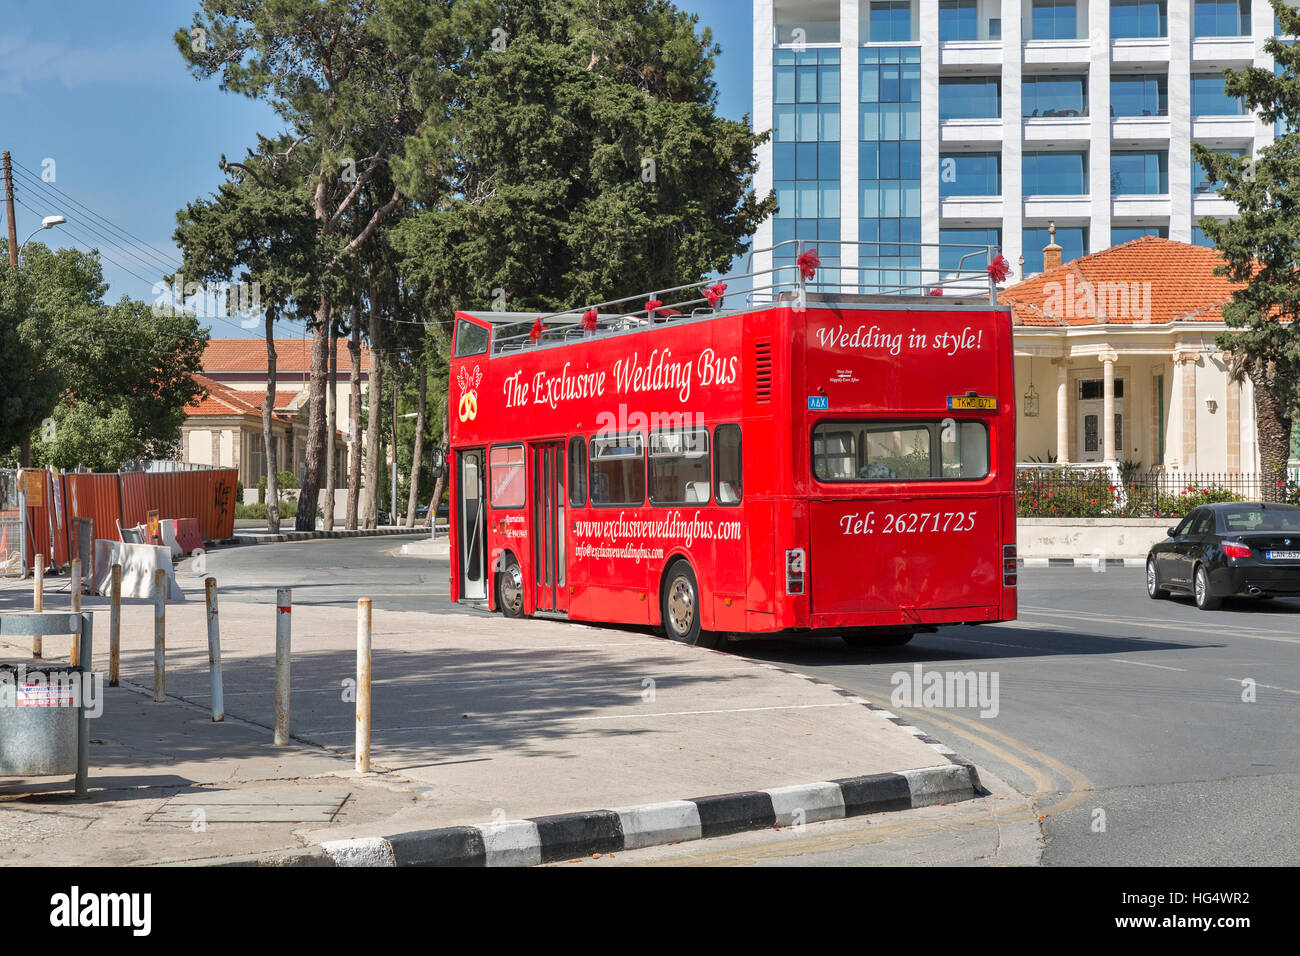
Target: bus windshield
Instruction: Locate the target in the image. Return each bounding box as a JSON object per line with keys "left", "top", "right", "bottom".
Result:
{"left": 812, "top": 420, "right": 989, "bottom": 482}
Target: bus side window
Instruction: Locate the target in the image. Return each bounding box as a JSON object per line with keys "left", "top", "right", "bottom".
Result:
{"left": 714, "top": 423, "right": 742, "bottom": 505}
{"left": 589, "top": 434, "right": 645, "bottom": 506}
{"left": 649, "top": 428, "right": 710, "bottom": 505}
{"left": 568, "top": 436, "right": 587, "bottom": 507}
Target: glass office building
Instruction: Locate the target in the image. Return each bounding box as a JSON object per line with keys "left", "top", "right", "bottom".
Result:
{"left": 754, "top": 0, "right": 1279, "bottom": 281}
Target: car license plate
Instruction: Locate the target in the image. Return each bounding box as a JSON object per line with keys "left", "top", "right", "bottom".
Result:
{"left": 1265, "top": 550, "right": 1300, "bottom": 560}
{"left": 947, "top": 395, "right": 997, "bottom": 410}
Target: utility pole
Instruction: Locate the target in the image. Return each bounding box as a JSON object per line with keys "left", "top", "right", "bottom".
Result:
{"left": 3, "top": 151, "right": 18, "bottom": 268}
{"left": 390, "top": 370, "right": 398, "bottom": 525}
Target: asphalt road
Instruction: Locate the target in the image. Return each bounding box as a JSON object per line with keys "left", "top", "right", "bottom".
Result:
{"left": 195, "top": 537, "right": 1300, "bottom": 866}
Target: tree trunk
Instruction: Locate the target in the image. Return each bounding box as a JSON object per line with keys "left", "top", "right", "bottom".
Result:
{"left": 346, "top": 302, "right": 362, "bottom": 530}
{"left": 296, "top": 296, "right": 330, "bottom": 531}
{"left": 405, "top": 354, "right": 426, "bottom": 528}
{"left": 361, "top": 282, "right": 383, "bottom": 529}
{"left": 1249, "top": 357, "right": 1294, "bottom": 502}
{"left": 19, "top": 436, "right": 31, "bottom": 468}
{"left": 323, "top": 318, "right": 337, "bottom": 531}
{"left": 427, "top": 401, "right": 449, "bottom": 538}
{"left": 263, "top": 306, "right": 280, "bottom": 534}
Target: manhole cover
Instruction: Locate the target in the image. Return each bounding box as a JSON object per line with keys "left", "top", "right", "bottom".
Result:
{"left": 147, "top": 789, "right": 350, "bottom": 824}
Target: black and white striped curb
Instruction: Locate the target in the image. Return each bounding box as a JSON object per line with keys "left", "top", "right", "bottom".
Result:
{"left": 231, "top": 528, "right": 428, "bottom": 545}
{"left": 317, "top": 762, "right": 980, "bottom": 866}
{"left": 1018, "top": 557, "right": 1146, "bottom": 568}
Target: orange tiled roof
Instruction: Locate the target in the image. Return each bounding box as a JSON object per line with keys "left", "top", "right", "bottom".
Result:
{"left": 186, "top": 375, "right": 301, "bottom": 421}
{"left": 202, "top": 338, "right": 370, "bottom": 372}
{"left": 1000, "top": 236, "right": 1244, "bottom": 327}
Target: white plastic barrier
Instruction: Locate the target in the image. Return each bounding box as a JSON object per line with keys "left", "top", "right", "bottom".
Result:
{"left": 92, "top": 539, "right": 185, "bottom": 602}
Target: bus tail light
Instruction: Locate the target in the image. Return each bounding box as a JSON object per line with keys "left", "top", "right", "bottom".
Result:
{"left": 1222, "top": 543, "right": 1252, "bottom": 559}
{"left": 785, "top": 549, "right": 805, "bottom": 595}
{"left": 1003, "top": 544, "right": 1017, "bottom": 586}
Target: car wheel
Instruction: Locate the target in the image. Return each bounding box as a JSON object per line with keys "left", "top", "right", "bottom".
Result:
{"left": 496, "top": 554, "right": 525, "bottom": 618}
{"left": 1193, "top": 564, "right": 1222, "bottom": 611}
{"left": 660, "top": 560, "right": 719, "bottom": 648}
{"left": 1146, "top": 557, "right": 1169, "bottom": 600}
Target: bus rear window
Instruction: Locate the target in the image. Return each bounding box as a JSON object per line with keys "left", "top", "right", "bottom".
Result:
{"left": 812, "top": 421, "right": 989, "bottom": 482}
{"left": 455, "top": 318, "right": 490, "bottom": 357}
{"left": 590, "top": 434, "right": 645, "bottom": 505}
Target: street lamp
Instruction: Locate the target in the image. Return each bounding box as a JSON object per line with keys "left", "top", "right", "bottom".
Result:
{"left": 18, "top": 215, "right": 66, "bottom": 264}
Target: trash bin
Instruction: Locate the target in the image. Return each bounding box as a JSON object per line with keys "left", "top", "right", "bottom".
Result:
{"left": 0, "top": 612, "right": 94, "bottom": 795}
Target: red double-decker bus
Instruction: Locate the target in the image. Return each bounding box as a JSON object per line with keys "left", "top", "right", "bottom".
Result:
{"left": 446, "top": 242, "right": 1017, "bottom": 647}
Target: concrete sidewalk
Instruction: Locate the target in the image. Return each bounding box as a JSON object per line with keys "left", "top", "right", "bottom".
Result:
{"left": 0, "top": 580, "right": 979, "bottom": 865}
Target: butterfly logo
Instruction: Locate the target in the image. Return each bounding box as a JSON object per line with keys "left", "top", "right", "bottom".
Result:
{"left": 457, "top": 365, "right": 483, "bottom": 422}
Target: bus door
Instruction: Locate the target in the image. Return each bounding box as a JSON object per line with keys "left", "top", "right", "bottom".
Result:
{"left": 458, "top": 449, "right": 488, "bottom": 602}
{"left": 530, "top": 441, "right": 567, "bottom": 613}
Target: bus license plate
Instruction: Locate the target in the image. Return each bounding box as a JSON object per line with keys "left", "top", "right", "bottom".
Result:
{"left": 947, "top": 395, "right": 997, "bottom": 410}
{"left": 1265, "top": 550, "right": 1300, "bottom": 560}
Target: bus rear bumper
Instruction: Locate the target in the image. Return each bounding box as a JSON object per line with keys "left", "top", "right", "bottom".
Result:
{"left": 795, "top": 604, "right": 1010, "bottom": 632}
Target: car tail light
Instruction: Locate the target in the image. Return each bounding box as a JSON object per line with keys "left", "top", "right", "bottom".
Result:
{"left": 1003, "top": 544, "right": 1017, "bottom": 586}
{"left": 1223, "top": 543, "right": 1252, "bottom": 559}
{"left": 785, "top": 548, "right": 805, "bottom": 595}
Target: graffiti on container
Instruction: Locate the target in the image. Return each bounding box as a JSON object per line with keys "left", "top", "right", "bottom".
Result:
{"left": 213, "top": 480, "right": 232, "bottom": 522}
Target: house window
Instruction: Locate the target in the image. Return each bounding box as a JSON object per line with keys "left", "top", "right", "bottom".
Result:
{"left": 1192, "top": 147, "right": 1248, "bottom": 195}
{"left": 939, "top": 152, "right": 1001, "bottom": 197}
{"left": 1192, "top": 73, "right": 1246, "bottom": 115}
{"left": 939, "top": 75, "right": 1001, "bottom": 120}
{"left": 1031, "top": 0, "right": 1078, "bottom": 40}
{"left": 1194, "top": 0, "right": 1250, "bottom": 38}
{"left": 1022, "top": 75, "right": 1087, "bottom": 117}
{"left": 1022, "top": 151, "right": 1089, "bottom": 195}
{"left": 867, "top": 1, "right": 914, "bottom": 42}
{"left": 1111, "top": 150, "right": 1169, "bottom": 195}
{"left": 859, "top": 46, "right": 922, "bottom": 293}
{"left": 1111, "top": 0, "right": 1167, "bottom": 39}
{"left": 1154, "top": 372, "right": 1166, "bottom": 465}
{"left": 1111, "top": 74, "right": 1168, "bottom": 116}
{"left": 939, "top": 0, "right": 978, "bottom": 41}
{"left": 1112, "top": 225, "right": 1168, "bottom": 243}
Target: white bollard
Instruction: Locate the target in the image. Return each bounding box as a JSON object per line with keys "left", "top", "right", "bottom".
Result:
{"left": 154, "top": 568, "right": 166, "bottom": 702}
{"left": 274, "top": 587, "right": 291, "bottom": 745}
{"left": 205, "top": 577, "right": 224, "bottom": 722}
{"left": 356, "top": 597, "right": 372, "bottom": 774}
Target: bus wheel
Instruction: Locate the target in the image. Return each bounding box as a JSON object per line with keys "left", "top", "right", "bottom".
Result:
{"left": 496, "top": 554, "right": 525, "bottom": 618}
{"left": 661, "top": 560, "right": 718, "bottom": 648}
{"left": 843, "top": 630, "right": 914, "bottom": 648}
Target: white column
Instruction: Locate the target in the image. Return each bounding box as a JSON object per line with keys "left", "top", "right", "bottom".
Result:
{"left": 754, "top": 0, "right": 776, "bottom": 281}
{"left": 919, "top": 0, "right": 940, "bottom": 280}
{"left": 1253, "top": 0, "right": 1276, "bottom": 154}
{"left": 1088, "top": 0, "right": 1111, "bottom": 251}
{"left": 841, "top": 0, "right": 860, "bottom": 279}
{"left": 1001, "top": 0, "right": 1024, "bottom": 271}
{"left": 1168, "top": 1, "right": 1193, "bottom": 240}
{"left": 1055, "top": 356, "right": 1070, "bottom": 462}
{"left": 1101, "top": 348, "right": 1118, "bottom": 461}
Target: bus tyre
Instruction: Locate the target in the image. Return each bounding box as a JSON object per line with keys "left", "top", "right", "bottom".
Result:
{"left": 497, "top": 554, "right": 525, "bottom": 618}
{"left": 660, "top": 561, "right": 717, "bottom": 648}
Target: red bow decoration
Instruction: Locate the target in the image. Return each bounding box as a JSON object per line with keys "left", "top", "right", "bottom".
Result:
{"left": 927, "top": 287, "right": 943, "bottom": 296}
{"left": 797, "top": 248, "right": 820, "bottom": 281}
{"left": 702, "top": 283, "right": 728, "bottom": 308}
{"left": 580, "top": 308, "right": 598, "bottom": 332}
{"left": 529, "top": 316, "right": 545, "bottom": 342}
{"left": 644, "top": 299, "right": 662, "bottom": 314}
{"left": 987, "top": 254, "right": 1012, "bottom": 283}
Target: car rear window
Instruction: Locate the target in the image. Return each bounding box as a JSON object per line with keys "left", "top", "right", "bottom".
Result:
{"left": 1219, "top": 506, "right": 1300, "bottom": 532}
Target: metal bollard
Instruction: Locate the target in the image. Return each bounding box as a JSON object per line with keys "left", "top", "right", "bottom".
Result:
{"left": 32, "top": 554, "right": 43, "bottom": 657}
{"left": 205, "top": 577, "right": 224, "bottom": 722}
{"left": 274, "top": 587, "right": 291, "bottom": 745}
{"left": 70, "top": 558, "right": 81, "bottom": 667}
{"left": 356, "top": 597, "right": 372, "bottom": 773}
{"left": 109, "top": 564, "right": 121, "bottom": 687}
{"left": 153, "top": 568, "right": 166, "bottom": 702}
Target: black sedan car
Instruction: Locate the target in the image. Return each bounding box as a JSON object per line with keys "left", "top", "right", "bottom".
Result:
{"left": 1147, "top": 502, "right": 1300, "bottom": 609}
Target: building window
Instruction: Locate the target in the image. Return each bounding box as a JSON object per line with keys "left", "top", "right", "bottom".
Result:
{"left": 939, "top": 76, "right": 1001, "bottom": 120}
{"left": 1111, "top": 225, "right": 1168, "bottom": 243}
{"left": 859, "top": 46, "right": 922, "bottom": 293}
{"left": 1111, "top": 74, "right": 1168, "bottom": 116}
{"left": 939, "top": 0, "right": 978, "bottom": 41}
{"left": 1111, "top": 150, "right": 1169, "bottom": 195}
{"left": 774, "top": 47, "right": 841, "bottom": 288}
{"left": 1154, "top": 372, "right": 1166, "bottom": 465}
{"left": 1192, "top": 147, "right": 1248, "bottom": 195}
{"left": 867, "top": 1, "right": 915, "bottom": 42}
{"left": 1192, "top": 73, "right": 1246, "bottom": 115}
{"left": 1022, "top": 151, "right": 1088, "bottom": 195}
{"left": 1023, "top": 226, "right": 1088, "bottom": 272}
{"left": 775, "top": 18, "right": 839, "bottom": 44}
{"left": 1191, "top": 225, "right": 1216, "bottom": 247}
{"left": 1193, "top": 0, "right": 1250, "bottom": 38}
{"left": 1022, "top": 74, "right": 1088, "bottom": 117}
{"left": 1030, "top": 0, "right": 1078, "bottom": 40}
{"left": 939, "top": 227, "right": 1002, "bottom": 273}
{"left": 1111, "top": 0, "right": 1167, "bottom": 39}
{"left": 939, "top": 151, "right": 1001, "bottom": 197}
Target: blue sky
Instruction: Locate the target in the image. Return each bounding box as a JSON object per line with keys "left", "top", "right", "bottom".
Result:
{"left": 1, "top": 0, "right": 754, "bottom": 336}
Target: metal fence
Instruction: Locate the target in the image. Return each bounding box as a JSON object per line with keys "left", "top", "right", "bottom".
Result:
{"left": 0, "top": 470, "right": 23, "bottom": 577}
{"left": 1016, "top": 467, "right": 1300, "bottom": 519}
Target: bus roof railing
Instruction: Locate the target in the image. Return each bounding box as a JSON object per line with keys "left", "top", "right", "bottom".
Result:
{"left": 486, "top": 239, "right": 1007, "bottom": 354}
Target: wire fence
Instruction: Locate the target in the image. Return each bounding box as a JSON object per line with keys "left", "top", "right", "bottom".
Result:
{"left": 0, "top": 471, "right": 23, "bottom": 578}
{"left": 1017, "top": 467, "right": 1300, "bottom": 519}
